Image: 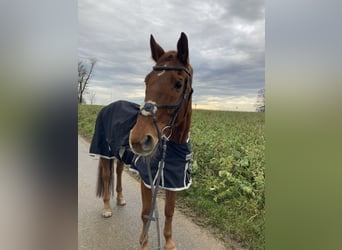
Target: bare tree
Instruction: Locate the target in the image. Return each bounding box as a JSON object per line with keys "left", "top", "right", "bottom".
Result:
{"left": 88, "top": 91, "right": 96, "bottom": 105}
{"left": 255, "top": 88, "right": 265, "bottom": 112}
{"left": 78, "top": 58, "right": 96, "bottom": 104}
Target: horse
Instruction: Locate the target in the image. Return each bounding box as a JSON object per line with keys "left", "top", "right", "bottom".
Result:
{"left": 90, "top": 32, "right": 193, "bottom": 250}
{"left": 130, "top": 32, "right": 193, "bottom": 250}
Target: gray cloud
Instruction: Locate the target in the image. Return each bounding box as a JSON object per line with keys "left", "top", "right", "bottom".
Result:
{"left": 79, "top": 0, "right": 264, "bottom": 111}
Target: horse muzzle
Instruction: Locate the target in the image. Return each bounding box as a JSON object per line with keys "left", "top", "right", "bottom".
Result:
{"left": 129, "top": 128, "right": 158, "bottom": 156}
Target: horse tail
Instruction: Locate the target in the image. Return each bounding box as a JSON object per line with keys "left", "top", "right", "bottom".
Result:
{"left": 96, "top": 158, "right": 115, "bottom": 197}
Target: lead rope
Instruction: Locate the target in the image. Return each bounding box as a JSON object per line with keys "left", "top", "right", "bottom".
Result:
{"left": 140, "top": 136, "right": 168, "bottom": 250}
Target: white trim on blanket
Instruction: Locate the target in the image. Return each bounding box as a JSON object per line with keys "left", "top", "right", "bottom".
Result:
{"left": 89, "top": 153, "right": 117, "bottom": 160}
{"left": 128, "top": 164, "right": 192, "bottom": 191}
{"left": 141, "top": 178, "right": 192, "bottom": 191}
{"left": 91, "top": 153, "right": 192, "bottom": 191}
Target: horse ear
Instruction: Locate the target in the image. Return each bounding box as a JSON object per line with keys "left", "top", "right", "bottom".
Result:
{"left": 177, "top": 32, "right": 189, "bottom": 64}
{"left": 150, "top": 34, "right": 165, "bottom": 62}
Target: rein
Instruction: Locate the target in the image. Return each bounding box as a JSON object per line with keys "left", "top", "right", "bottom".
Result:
{"left": 139, "top": 65, "right": 192, "bottom": 249}
{"left": 140, "top": 136, "right": 167, "bottom": 250}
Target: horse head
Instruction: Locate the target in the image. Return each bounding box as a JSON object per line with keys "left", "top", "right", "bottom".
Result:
{"left": 129, "top": 32, "right": 193, "bottom": 156}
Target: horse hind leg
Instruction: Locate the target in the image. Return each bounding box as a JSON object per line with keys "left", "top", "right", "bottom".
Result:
{"left": 116, "top": 160, "right": 126, "bottom": 206}
{"left": 96, "top": 157, "right": 114, "bottom": 218}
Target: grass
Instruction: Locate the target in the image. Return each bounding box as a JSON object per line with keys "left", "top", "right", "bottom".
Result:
{"left": 78, "top": 104, "right": 103, "bottom": 141}
{"left": 179, "top": 110, "right": 265, "bottom": 249}
{"left": 78, "top": 104, "right": 265, "bottom": 249}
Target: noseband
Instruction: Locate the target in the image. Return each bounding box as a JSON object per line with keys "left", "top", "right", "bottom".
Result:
{"left": 140, "top": 66, "right": 193, "bottom": 139}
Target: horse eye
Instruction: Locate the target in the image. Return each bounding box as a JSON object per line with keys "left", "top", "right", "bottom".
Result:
{"left": 174, "top": 81, "right": 182, "bottom": 89}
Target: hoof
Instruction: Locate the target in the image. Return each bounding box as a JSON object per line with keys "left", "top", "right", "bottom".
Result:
{"left": 102, "top": 209, "right": 112, "bottom": 218}
{"left": 165, "top": 240, "right": 176, "bottom": 250}
{"left": 117, "top": 197, "right": 126, "bottom": 206}
{"left": 140, "top": 243, "right": 148, "bottom": 250}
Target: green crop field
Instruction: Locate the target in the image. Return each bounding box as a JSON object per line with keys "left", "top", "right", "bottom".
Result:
{"left": 78, "top": 104, "right": 265, "bottom": 249}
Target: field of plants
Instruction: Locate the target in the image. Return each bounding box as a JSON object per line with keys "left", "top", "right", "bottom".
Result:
{"left": 78, "top": 104, "right": 265, "bottom": 249}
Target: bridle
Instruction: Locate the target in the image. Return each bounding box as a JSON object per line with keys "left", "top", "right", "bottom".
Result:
{"left": 140, "top": 65, "right": 193, "bottom": 140}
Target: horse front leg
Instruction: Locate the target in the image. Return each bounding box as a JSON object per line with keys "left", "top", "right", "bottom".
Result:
{"left": 164, "top": 190, "right": 177, "bottom": 250}
{"left": 97, "top": 158, "right": 114, "bottom": 218}
{"left": 116, "top": 160, "right": 126, "bottom": 205}
{"left": 139, "top": 181, "right": 152, "bottom": 250}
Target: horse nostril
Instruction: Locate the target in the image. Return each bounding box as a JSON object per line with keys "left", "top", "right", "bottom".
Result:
{"left": 141, "top": 135, "right": 154, "bottom": 152}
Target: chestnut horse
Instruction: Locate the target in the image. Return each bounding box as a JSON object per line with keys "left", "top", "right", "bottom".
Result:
{"left": 90, "top": 32, "right": 193, "bottom": 250}
{"left": 129, "top": 32, "right": 193, "bottom": 250}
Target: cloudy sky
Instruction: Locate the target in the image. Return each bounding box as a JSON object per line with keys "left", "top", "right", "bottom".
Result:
{"left": 78, "top": 0, "right": 264, "bottom": 111}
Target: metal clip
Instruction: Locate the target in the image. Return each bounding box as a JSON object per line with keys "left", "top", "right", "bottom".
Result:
{"left": 161, "top": 126, "right": 172, "bottom": 140}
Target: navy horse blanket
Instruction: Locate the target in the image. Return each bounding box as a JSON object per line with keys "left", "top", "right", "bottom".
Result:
{"left": 89, "top": 100, "right": 192, "bottom": 191}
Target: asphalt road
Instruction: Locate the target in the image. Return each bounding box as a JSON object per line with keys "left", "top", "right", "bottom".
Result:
{"left": 78, "top": 136, "right": 239, "bottom": 250}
